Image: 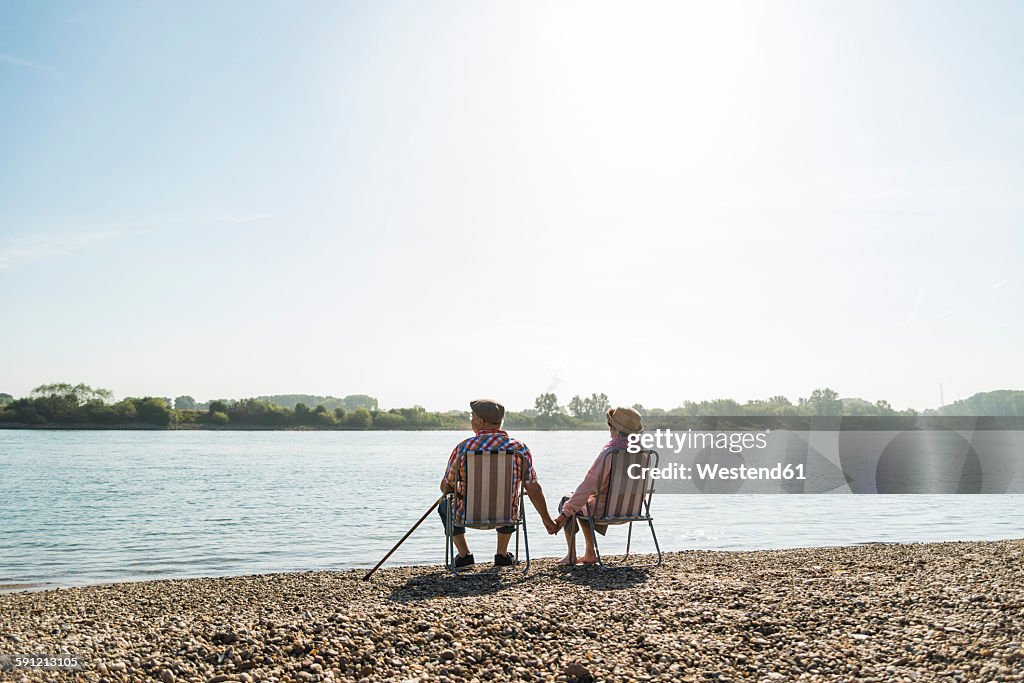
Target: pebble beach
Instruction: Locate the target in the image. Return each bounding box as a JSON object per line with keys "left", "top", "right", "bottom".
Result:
{"left": 2, "top": 540, "right": 1023, "bottom": 682}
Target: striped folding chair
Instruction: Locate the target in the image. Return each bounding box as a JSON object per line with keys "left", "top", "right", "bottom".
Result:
{"left": 584, "top": 448, "right": 662, "bottom": 568}
{"left": 443, "top": 449, "right": 530, "bottom": 575}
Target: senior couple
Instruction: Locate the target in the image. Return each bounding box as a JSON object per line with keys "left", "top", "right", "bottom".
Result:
{"left": 438, "top": 398, "right": 643, "bottom": 568}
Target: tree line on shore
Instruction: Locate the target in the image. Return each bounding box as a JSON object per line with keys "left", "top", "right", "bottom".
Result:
{"left": 0, "top": 384, "right": 1021, "bottom": 430}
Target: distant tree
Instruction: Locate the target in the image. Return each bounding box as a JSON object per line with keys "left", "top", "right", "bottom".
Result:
{"left": 802, "top": 388, "right": 842, "bottom": 417}
{"left": 134, "top": 398, "right": 172, "bottom": 426}
{"left": 262, "top": 403, "right": 292, "bottom": 426}
{"left": 255, "top": 395, "right": 333, "bottom": 410}
{"left": 394, "top": 406, "right": 441, "bottom": 428}
{"left": 31, "top": 383, "right": 113, "bottom": 405}
{"left": 294, "top": 403, "right": 312, "bottom": 425}
{"left": 2, "top": 400, "right": 45, "bottom": 424}
{"left": 534, "top": 393, "right": 561, "bottom": 418}
{"left": 174, "top": 395, "right": 197, "bottom": 410}
{"left": 0, "top": 393, "right": 13, "bottom": 406}
{"left": 568, "top": 395, "right": 587, "bottom": 419}
{"left": 937, "top": 390, "right": 1024, "bottom": 417}
{"left": 226, "top": 398, "right": 291, "bottom": 426}
{"left": 208, "top": 411, "right": 230, "bottom": 425}
{"left": 25, "top": 391, "right": 79, "bottom": 422}
{"left": 676, "top": 399, "right": 745, "bottom": 416}
{"left": 82, "top": 400, "right": 119, "bottom": 424}
{"left": 568, "top": 393, "right": 611, "bottom": 420}
{"left": 114, "top": 400, "right": 138, "bottom": 422}
{"left": 678, "top": 401, "right": 701, "bottom": 416}
{"left": 706, "top": 399, "right": 744, "bottom": 416}
{"left": 208, "top": 400, "right": 229, "bottom": 415}
{"left": 740, "top": 395, "right": 800, "bottom": 416}
{"left": 875, "top": 399, "right": 895, "bottom": 415}
{"left": 311, "top": 404, "right": 337, "bottom": 426}
{"left": 373, "top": 411, "right": 408, "bottom": 429}
{"left": 585, "top": 393, "right": 610, "bottom": 420}
{"left": 345, "top": 407, "right": 372, "bottom": 429}
{"left": 342, "top": 394, "right": 378, "bottom": 411}
{"left": 841, "top": 398, "right": 878, "bottom": 416}
{"left": 503, "top": 410, "right": 536, "bottom": 430}
{"left": 254, "top": 394, "right": 379, "bottom": 412}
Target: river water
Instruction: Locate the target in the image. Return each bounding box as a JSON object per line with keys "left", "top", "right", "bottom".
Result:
{"left": 1, "top": 430, "right": 1022, "bottom": 589}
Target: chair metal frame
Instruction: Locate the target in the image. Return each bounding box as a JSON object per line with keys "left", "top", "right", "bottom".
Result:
{"left": 443, "top": 448, "right": 530, "bottom": 576}
{"left": 582, "top": 448, "right": 662, "bottom": 569}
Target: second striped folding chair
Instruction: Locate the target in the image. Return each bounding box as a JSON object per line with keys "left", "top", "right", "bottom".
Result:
{"left": 443, "top": 449, "right": 530, "bottom": 575}
{"left": 583, "top": 448, "right": 662, "bottom": 569}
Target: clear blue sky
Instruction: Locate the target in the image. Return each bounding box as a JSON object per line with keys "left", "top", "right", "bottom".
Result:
{"left": 1, "top": 0, "right": 1022, "bottom": 411}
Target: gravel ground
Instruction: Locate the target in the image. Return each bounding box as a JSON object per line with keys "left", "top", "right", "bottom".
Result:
{"left": 2, "top": 540, "right": 1023, "bottom": 682}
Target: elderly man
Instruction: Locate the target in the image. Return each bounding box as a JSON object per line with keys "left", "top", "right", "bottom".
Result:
{"left": 439, "top": 398, "right": 556, "bottom": 568}
{"left": 551, "top": 406, "right": 644, "bottom": 565}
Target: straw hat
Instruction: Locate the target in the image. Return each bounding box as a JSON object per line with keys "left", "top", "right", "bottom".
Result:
{"left": 606, "top": 406, "right": 643, "bottom": 434}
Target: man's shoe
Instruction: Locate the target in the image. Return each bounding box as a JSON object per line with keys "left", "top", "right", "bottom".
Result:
{"left": 453, "top": 553, "right": 475, "bottom": 569}
{"left": 494, "top": 552, "right": 516, "bottom": 567}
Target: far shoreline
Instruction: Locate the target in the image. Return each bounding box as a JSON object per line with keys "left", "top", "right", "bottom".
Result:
{"left": 0, "top": 422, "right": 607, "bottom": 432}
{"left": 4, "top": 419, "right": 1022, "bottom": 432}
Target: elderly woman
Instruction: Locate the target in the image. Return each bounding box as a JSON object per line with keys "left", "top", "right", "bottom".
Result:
{"left": 550, "top": 406, "right": 643, "bottom": 565}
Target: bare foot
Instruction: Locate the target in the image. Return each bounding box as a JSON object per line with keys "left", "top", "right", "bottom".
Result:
{"left": 557, "top": 553, "right": 576, "bottom": 566}
{"left": 578, "top": 553, "right": 598, "bottom": 565}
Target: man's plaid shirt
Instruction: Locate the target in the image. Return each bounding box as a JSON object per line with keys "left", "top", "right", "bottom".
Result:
{"left": 443, "top": 429, "right": 537, "bottom": 524}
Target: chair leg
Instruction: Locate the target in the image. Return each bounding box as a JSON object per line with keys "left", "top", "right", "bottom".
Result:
{"left": 446, "top": 506, "right": 453, "bottom": 576}
{"left": 617, "top": 519, "right": 661, "bottom": 568}
{"left": 446, "top": 498, "right": 460, "bottom": 577}
{"left": 648, "top": 518, "right": 663, "bottom": 567}
{"left": 642, "top": 496, "right": 662, "bottom": 567}
{"left": 588, "top": 513, "right": 605, "bottom": 569}
{"left": 624, "top": 521, "right": 633, "bottom": 561}
{"left": 515, "top": 520, "right": 520, "bottom": 564}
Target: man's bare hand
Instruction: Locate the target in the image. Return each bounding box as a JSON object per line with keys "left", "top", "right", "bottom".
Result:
{"left": 542, "top": 516, "right": 557, "bottom": 534}
{"left": 551, "top": 515, "right": 567, "bottom": 534}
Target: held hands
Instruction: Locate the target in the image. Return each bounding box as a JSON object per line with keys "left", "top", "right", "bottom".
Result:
{"left": 549, "top": 513, "right": 568, "bottom": 534}
{"left": 542, "top": 515, "right": 558, "bottom": 535}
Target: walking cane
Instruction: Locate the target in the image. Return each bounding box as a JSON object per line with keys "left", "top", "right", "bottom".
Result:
{"left": 362, "top": 495, "right": 444, "bottom": 581}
